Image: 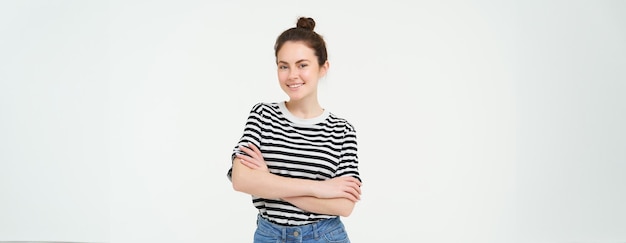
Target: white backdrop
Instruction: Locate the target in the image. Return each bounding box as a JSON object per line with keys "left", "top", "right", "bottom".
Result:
{"left": 1, "top": 1, "right": 625, "bottom": 242}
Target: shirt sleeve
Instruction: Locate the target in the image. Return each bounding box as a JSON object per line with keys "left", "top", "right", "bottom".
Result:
{"left": 335, "top": 122, "right": 361, "bottom": 182}
{"left": 226, "top": 103, "right": 264, "bottom": 181}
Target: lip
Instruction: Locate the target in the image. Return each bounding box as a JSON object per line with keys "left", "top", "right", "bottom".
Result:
{"left": 287, "top": 83, "right": 304, "bottom": 89}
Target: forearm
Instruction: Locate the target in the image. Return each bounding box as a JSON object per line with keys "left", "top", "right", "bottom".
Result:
{"left": 283, "top": 196, "right": 356, "bottom": 217}
{"left": 231, "top": 158, "right": 316, "bottom": 199}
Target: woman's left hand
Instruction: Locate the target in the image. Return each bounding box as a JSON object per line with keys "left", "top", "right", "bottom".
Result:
{"left": 236, "top": 143, "right": 269, "bottom": 172}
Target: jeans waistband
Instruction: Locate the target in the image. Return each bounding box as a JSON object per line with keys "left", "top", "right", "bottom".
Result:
{"left": 256, "top": 214, "right": 342, "bottom": 240}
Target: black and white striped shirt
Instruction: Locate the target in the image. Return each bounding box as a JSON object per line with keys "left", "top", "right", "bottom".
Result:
{"left": 227, "top": 101, "right": 360, "bottom": 226}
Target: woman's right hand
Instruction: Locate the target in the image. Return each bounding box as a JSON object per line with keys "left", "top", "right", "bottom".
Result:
{"left": 314, "top": 176, "right": 362, "bottom": 202}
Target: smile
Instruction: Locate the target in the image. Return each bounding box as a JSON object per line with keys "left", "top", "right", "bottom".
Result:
{"left": 288, "top": 83, "right": 303, "bottom": 88}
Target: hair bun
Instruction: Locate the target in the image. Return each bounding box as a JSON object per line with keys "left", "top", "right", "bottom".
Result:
{"left": 296, "top": 17, "right": 316, "bottom": 31}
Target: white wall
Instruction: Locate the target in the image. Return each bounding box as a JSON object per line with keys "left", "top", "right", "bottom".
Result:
{"left": 0, "top": 1, "right": 109, "bottom": 242}
{"left": 1, "top": 1, "right": 624, "bottom": 242}
{"left": 514, "top": 1, "right": 626, "bottom": 242}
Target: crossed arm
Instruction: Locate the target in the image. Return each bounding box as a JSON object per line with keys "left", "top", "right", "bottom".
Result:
{"left": 230, "top": 143, "right": 362, "bottom": 217}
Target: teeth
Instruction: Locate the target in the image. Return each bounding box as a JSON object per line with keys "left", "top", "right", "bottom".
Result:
{"left": 288, "top": 84, "right": 303, "bottom": 88}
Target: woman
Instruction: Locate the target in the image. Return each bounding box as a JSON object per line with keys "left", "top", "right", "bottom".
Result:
{"left": 227, "top": 17, "right": 362, "bottom": 243}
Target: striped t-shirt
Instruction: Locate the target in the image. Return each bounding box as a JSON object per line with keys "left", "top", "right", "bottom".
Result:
{"left": 227, "top": 101, "right": 361, "bottom": 226}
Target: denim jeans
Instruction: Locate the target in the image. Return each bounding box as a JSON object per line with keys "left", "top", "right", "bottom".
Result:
{"left": 254, "top": 214, "right": 351, "bottom": 243}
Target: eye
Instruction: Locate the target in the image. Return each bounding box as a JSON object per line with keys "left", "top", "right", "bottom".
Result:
{"left": 298, "top": 63, "right": 308, "bottom": 68}
{"left": 278, "top": 65, "right": 288, "bottom": 70}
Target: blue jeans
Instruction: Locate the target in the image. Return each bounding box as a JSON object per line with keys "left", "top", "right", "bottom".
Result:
{"left": 254, "top": 214, "right": 351, "bottom": 243}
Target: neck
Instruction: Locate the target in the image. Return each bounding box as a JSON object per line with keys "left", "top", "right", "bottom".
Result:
{"left": 285, "top": 98, "right": 323, "bottom": 119}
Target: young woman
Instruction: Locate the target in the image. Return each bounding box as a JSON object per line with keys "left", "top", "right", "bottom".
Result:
{"left": 227, "top": 17, "right": 362, "bottom": 243}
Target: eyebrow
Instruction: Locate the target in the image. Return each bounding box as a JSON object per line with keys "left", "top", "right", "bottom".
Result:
{"left": 277, "top": 59, "right": 310, "bottom": 64}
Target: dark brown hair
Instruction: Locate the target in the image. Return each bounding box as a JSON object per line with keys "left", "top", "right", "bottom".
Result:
{"left": 274, "top": 17, "right": 328, "bottom": 66}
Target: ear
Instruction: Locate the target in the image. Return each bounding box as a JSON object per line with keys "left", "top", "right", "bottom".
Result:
{"left": 319, "top": 60, "right": 330, "bottom": 77}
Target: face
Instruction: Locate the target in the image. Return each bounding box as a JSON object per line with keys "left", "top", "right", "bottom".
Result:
{"left": 276, "top": 41, "right": 328, "bottom": 102}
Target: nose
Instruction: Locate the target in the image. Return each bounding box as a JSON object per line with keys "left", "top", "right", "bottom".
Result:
{"left": 288, "top": 68, "right": 299, "bottom": 80}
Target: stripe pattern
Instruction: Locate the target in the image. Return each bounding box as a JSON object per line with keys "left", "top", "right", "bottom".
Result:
{"left": 227, "top": 102, "right": 360, "bottom": 226}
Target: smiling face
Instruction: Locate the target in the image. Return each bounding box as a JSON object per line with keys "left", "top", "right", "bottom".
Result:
{"left": 276, "top": 41, "right": 329, "bottom": 102}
